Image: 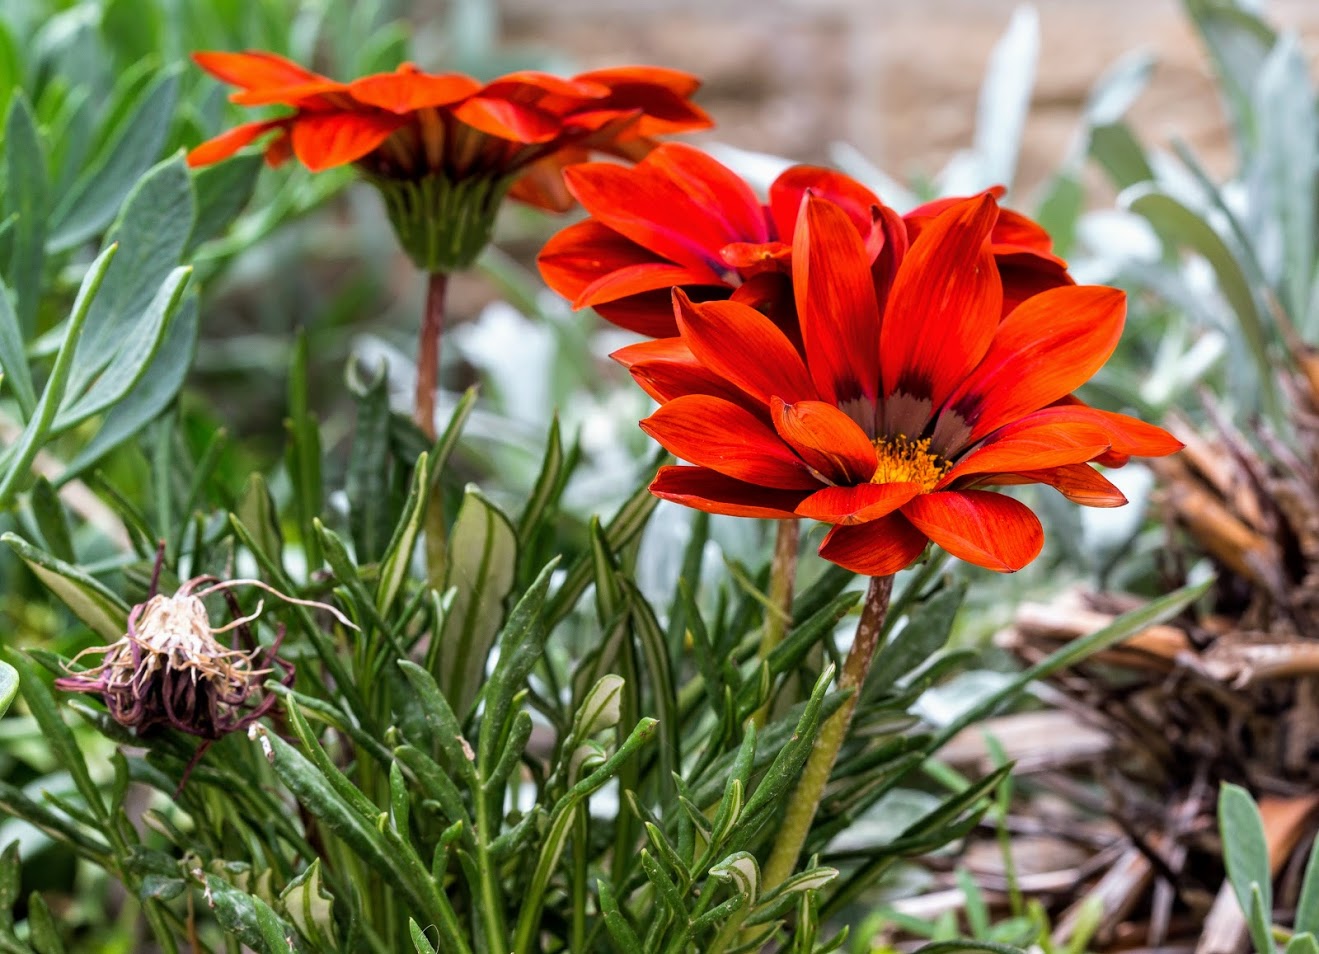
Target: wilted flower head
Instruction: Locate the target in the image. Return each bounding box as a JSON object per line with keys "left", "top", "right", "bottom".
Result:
{"left": 187, "top": 51, "right": 712, "bottom": 271}
{"left": 57, "top": 570, "right": 353, "bottom": 782}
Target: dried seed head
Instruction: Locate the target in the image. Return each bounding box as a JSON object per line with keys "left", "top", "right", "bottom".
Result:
{"left": 56, "top": 575, "right": 353, "bottom": 746}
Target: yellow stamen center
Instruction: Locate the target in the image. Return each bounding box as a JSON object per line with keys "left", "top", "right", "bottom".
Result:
{"left": 870, "top": 436, "right": 950, "bottom": 492}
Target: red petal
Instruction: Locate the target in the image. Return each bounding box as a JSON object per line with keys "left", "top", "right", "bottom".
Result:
{"left": 991, "top": 207, "right": 1057, "bottom": 253}
{"left": 640, "top": 395, "right": 819, "bottom": 489}
{"left": 998, "top": 252, "right": 1075, "bottom": 316}
{"left": 187, "top": 119, "right": 285, "bottom": 167}
{"left": 574, "top": 66, "right": 702, "bottom": 98}
{"left": 674, "top": 291, "right": 815, "bottom": 406}
{"left": 792, "top": 194, "right": 882, "bottom": 406}
{"left": 771, "top": 397, "right": 878, "bottom": 485}
{"left": 229, "top": 81, "right": 346, "bottom": 106}
{"left": 720, "top": 241, "right": 792, "bottom": 273}
{"left": 990, "top": 405, "right": 1182, "bottom": 459}
{"left": 349, "top": 66, "right": 479, "bottom": 112}
{"left": 940, "top": 423, "right": 1113, "bottom": 487}
{"left": 452, "top": 96, "right": 562, "bottom": 143}
{"left": 769, "top": 165, "right": 878, "bottom": 242}
{"left": 289, "top": 112, "right": 403, "bottom": 171}
{"left": 578, "top": 263, "right": 724, "bottom": 310}
{"left": 946, "top": 285, "right": 1127, "bottom": 444}
{"left": 901, "top": 490, "right": 1043, "bottom": 572}
{"left": 564, "top": 144, "right": 765, "bottom": 272}
{"left": 613, "top": 338, "right": 763, "bottom": 411}
{"left": 650, "top": 466, "right": 809, "bottom": 518}
{"left": 797, "top": 483, "right": 921, "bottom": 525}
{"left": 818, "top": 514, "right": 930, "bottom": 576}
{"left": 869, "top": 202, "right": 909, "bottom": 308}
{"left": 1020, "top": 464, "right": 1128, "bottom": 507}
{"left": 880, "top": 194, "right": 1002, "bottom": 407}
{"left": 192, "top": 50, "right": 328, "bottom": 90}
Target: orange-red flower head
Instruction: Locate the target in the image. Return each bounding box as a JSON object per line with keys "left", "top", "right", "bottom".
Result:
{"left": 620, "top": 192, "right": 1181, "bottom": 576}
{"left": 188, "top": 51, "right": 712, "bottom": 270}
{"left": 537, "top": 143, "right": 1072, "bottom": 338}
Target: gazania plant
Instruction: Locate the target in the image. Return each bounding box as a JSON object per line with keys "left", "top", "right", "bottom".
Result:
{"left": 0, "top": 2, "right": 1210, "bottom": 953}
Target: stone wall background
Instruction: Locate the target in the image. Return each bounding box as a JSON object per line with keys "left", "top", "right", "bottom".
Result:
{"left": 500, "top": 0, "right": 1319, "bottom": 198}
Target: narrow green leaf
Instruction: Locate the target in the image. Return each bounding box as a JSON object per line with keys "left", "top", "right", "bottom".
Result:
{"left": 435, "top": 485, "right": 517, "bottom": 716}
{"left": 1221, "top": 783, "right": 1273, "bottom": 929}
{"left": 377, "top": 452, "right": 430, "bottom": 620}
{"left": 26, "top": 892, "right": 64, "bottom": 954}
{"left": 47, "top": 70, "right": 181, "bottom": 252}
{"left": 346, "top": 356, "right": 395, "bottom": 562}
{"left": 1296, "top": 835, "right": 1319, "bottom": 934}
{"left": 0, "top": 244, "right": 118, "bottom": 509}
{"left": 28, "top": 478, "right": 74, "bottom": 564}
{"left": 3, "top": 532, "right": 129, "bottom": 639}
{"left": 598, "top": 880, "right": 643, "bottom": 951}
{"left": 5, "top": 650, "right": 106, "bottom": 825}
{"left": 4, "top": 94, "right": 47, "bottom": 337}
{"left": 188, "top": 152, "right": 262, "bottom": 252}
{"left": 0, "top": 282, "right": 33, "bottom": 420}
{"left": 68, "top": 155, "right": 194, "bottom": 398}
{"left": 1286, "top": 936, "right": 1319, "bottom": 954}
{"left": 285, "top": 329, "right": 322, "bottom": 570}
{"left": 60, "top": 292, "right": 198, "bottom": 481}
{"left": 280, "top": 860, "right": 336, "bottom": 951}
{"left": 410, "top": 920, "right": 440, "bottom": 954}
{"left": 1248, "top": 883, "right": 1275, "bottom": 954}
{"left": 0, "top": 842, "right": 18, "bottom": 932}
{"left": 1089, "top": 122, "right": 1154, "bottom": 189}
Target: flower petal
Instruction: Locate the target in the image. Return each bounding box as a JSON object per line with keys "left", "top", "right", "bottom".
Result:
{"left": 902, "top": 490, "right": 1043, "bottom": 572}
{"left": 792, "top": 194, "right": 882, "bottom": 407}
{"left": 289, "top": 111, "right": 404, "bottom": 170}
{"left": 771, "top": 397, "right": 878, "bottom": 485}
{"left": 640, "top": 395, "right": 819, "bottom": 489}
{"left": 985, "top": 464, "right": 1128, "bottom": 507}
{"left": 577, "top": 263, "right": 724, "bottom": 310}
{"left": 614, "top": 338, "right": 763, "bottom": 411}
{"left": 939, "top": 423, "right": 1113, "bottom": 487}
{"left": 192, "top": 50, "right": 328, "bottom": 90}
{"left": 818, "top": 514, "right": 930, "bottom": 576}
{"left": 769, "top": 165, "right": 879, "bottom": 242}
{"left": 674, "top": 291, "right": 816, "bottom": 406}
{"left": 650, "top": 466, "right": 810, "bottom": 518}
{"left": 797, "top": 483, "right": 921, "bottom": 525}
{"left": 564, "top": 144, "right": 764, "bottom": 272}
{"left": 945, "top": 285, "right": 1127, "bottom": 444}
{"left": 452, "top": 96, "right": 562, "bottom": 143}
{"left": 880, "top": 194, "right": 1002, "bottom": 408}
{"left": 348, "top": 65, "right": 480, "bottom": 112}
{"left": 999, "top": 405, "right": 1183, "bottom": 459}
{"left": 187, "top": 119, "right": 285, "bottom": 167}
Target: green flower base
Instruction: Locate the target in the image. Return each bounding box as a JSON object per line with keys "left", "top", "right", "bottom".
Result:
{"left": 367, "top": 172, "right": 513, "bottom": 273}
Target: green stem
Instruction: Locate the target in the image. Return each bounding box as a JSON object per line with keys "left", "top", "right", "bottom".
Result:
{"left": 751, "top": 518, "right": 799, "bottom": 727}
{"left": 473, "top": 784, "right": 510, "bottom": 954}
{"left": 762, "top": 574, "right": 894, "bottom": 890}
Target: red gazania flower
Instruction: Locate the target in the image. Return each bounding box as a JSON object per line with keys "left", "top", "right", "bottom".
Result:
{"left": 537, "top": 143, "right": 1071, "bottom": 338}
{"left": 630, "top": 193, "right": 1181, "bottom": 575}
{"left": 188, "top": 51, "right": 712, "bottom": 270}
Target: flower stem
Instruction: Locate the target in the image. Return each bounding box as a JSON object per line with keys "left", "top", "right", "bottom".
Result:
{"left": 415, "top": 270, "right": 448, "bottom": 440}
{"left": 751, "top": 518, "right": 800, "bottom": 727}
{"left": 417, "top": 271, "right": 449, "bottom": 590}
{"left": 762, "top": 574, "right": 894, "bottom": 890}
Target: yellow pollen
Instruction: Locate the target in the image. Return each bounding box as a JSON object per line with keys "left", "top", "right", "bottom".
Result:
{"left": 870, "top": 436, "right": 950, "bottom": 492}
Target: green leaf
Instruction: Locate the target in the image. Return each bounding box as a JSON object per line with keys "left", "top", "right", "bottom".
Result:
{"left": 54, "top": 265, "right": 191, "bottom": 431}
{"left": 911, "top": 942, "right": 1028, "bottom": 954}
{"left": 346, "top": 356, "right": 395, "bottom": 563}
{"left": 285, "top": 329, "right": 323, "bottom": 570}
{"left": 0, "top": 281, "right": 33, "bottom": 420}
{"left": 1248, "top": 883, "right": 1275, "bottom": 954}
{"left": 435, "top": 485, "right": 517, "bottom": 717}
{"left": 280, "top": 860, "right": 336, "bottom": 951}
{"left": 0, "top": 243, "right": 117, "bottom": 508}
{"left": 26, "top": 892, "right": 64, "bottom": 954}
{"left": 47, "top": 70, "right": 180, "bottom": 252}
{"left": 598, "top": 880, "right": 643, "bottom": 951}
{"left": 60, "top": 291, "right": 198, "bottom": 481}
{"left": 196, "top": 871, "right": 304, "bottom": 954}
{"left": 1220, "top": 783, "right": 1273, "bottom": 931}
{"left": 1253, "top": 32, "right": 1316, "bottom": 321}
{"left": 867, "top": 582, "right": 965, "bottom": 696}
{"left": 68, "top": 155, "right": 194, "bottom": 399}
{"left": 236, "top": 472, "right": 283, "bottom": 568}
{"left": 3, "top": 532, "right": 129, "bottom": 639}
{"left": 1089, "top": 122, "right": 1154, "bottom": 190}
{"left": 1286, "top": 936, "right": 1319, "bottom": 954}
{"left": 1296, "top": 835, "right": 1319, "bottom": 934}
{"left": 970, "top": 5, "right": 1038, "bottom": 189}
{"left": 0, "top": 842, "right": 19, "bottom": 932}
{"left": 410, "top": 920, "right": 440, "bottom": 954}
{"left": 28, "top": 478, "right": 74, "bottom": 564}
{"left": 0, "top": 661, "right": 15, "bottom": 719}
{"left": 100, "top": 0, "right": 163, "bottom": 67}
{"left": 4, "top": 649, "right": 106, "bottom": 826}
{"left": 187, "top": 152, "right": 263, "bottom": 252}
{"left": 371, "top": 447, "right": 428, "bottom": 621}
{"left": 4, "top": 93, "right": 47, "bottom": 337}
{"left": 1184, "top": 0, "right": 1276, "bottom": 152}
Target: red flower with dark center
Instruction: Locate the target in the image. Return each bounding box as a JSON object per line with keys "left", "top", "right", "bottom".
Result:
{"left": 188, "top": 51, "right": 712, "bottom": 270}
{"left": 537, "top": 143, "right": 1071, "bottom": 338}
{"left": 628, "top": 193, "right": 1181, "bottom": 575}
